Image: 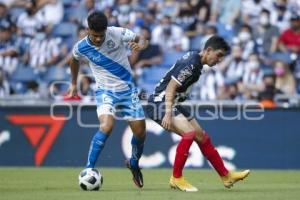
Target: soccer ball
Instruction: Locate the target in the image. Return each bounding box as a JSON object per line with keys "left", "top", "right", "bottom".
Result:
{"left": 78, "top": 168, "right": 103, "bottom": 191}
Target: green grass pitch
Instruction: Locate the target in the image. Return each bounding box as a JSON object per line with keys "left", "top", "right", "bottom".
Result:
{"left": 1, "top": 168, "right": 300, "bottom": 200}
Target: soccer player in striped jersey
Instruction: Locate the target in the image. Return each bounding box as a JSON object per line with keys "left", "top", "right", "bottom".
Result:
{"left": 68, "top": 11, "right": 148, "bottom": 188}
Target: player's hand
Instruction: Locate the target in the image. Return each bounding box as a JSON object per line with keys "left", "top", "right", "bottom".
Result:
{"left": 162, "top": 112, "right": 172, "bottom": 130}
{"left": 67, "top": 84, "right": 78, "bottom": 98}
{"left": 128, "top": 40, "right": 148, "bottom": 51}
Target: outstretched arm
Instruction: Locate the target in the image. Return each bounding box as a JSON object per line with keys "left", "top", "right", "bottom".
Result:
{"left": 68, "top": 56, "right": 80, "bottom": 97}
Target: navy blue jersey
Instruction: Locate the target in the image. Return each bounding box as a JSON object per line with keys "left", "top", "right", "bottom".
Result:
{"left": 151, "top": 51, "right": 203, "bottom": 102}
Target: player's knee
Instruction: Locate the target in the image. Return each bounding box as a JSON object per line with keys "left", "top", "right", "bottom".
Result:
{"left": 194, "top": 128, "right": 205, "bottom": 142}
{"left": 133, "top": 126, "right": 146, "bottom": 139}
{"left": 99, "top": 123, "right": 113, "bottom": 134}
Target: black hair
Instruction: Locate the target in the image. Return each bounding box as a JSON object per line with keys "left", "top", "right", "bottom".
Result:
{"left": 261, "top": 9, "right": 270, "bottom": 16}
{"left": 204, "top": 35, "right": 230, "bottom": 53}
{"left": 87, "top": 11, "right": 108, "bottom": 32}
{"left": 240, "top": 24, "right": 252, "bottom": 33}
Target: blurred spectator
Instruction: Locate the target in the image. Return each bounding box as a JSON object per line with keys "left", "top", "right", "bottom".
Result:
{"left": 152, "top": 15, "right": 189, "bottom": 52}
{"left": 259, "top": 73, "right": 277, "bottom": 108}
{"left": 130, "top": 26, "right": 162, "bottom": 76}
{"left": 278, "top": 14, "right": 300, "bottom": 54}
{"left": 35, "top": 0, "right": 63, "bottom": 26}
{"left": 158, "top": 0, "right": 179, "bottom": 18}
{"left": 21, "top": 26, "right": 66, "bottom": 71}
{"left": 57, "top": 25, "right": 88, "bottom": 67}
{"left": 71, "top": 0, "right": 97, "bottom": 26}
{"left": 16, "top": 0, "right": 43, "bottom": 37}
{"left": 253, "top": 9, "right": 279, "bottom": 55}
{"left": 233, "top": 24, "right": 255, "bottom": 60}
{"left": 0, "top": 0, "right": 28, "bottom": 8}
{"left": 239, "top": 54, "right": 264, "bottom": 99}
{"left": 199, "top": 25, "right": 217, "bottom": 50}
{"left": 190, "top": 0, "right": 211, "bottom": 23}
{"left": 274, "top": 60, "right": 296, "bottom": 95}
{"left": 0, "top": 20, "right": 18, "bottom": 76}
{"left": 0, "top": 2, "right": 12, "bottom": 25}
{"left": 80, "top": 75, "right": 94, "bottom": 96}
{"left": 241, "top": 0, "right": 273, "bottom": 26}
{"left": 0, "top": 68, "right": 10, "bottom": 96}
{"left": 103, "top": 6, "right": 118, "bottom": 27}
{"left": 115, "top": 0, "right": 133, "bottom": 27}
{"left": 219, "top": 45, "right": 245, "bottom": 80}
{"left": 199, "top": 67, "right": 225, "bottom": 100}
{"left": 210, "top": 0, "right": 241, "bottom": 28}
{"left": 24, "top": 80, "right": 40, "bottom": 97}
{"left": 175, "top": 1, "right": 197, "bottom": 37}
{"left": 270, "top": 0, "right": 292, "bottom": 32}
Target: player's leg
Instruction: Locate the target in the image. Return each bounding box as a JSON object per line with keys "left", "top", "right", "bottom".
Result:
{"left": 189, "top": 119, "right": 250, "bottom": 188}
{"left": 86, "top": 114, "right": 114, "bottom": 168}
{"left": 86, "top": 102, "right": 116, "bottom": 168}
{"left": 167, "top": 114, "right": 198, "bottom": 192}
{"left": 189, "top": 119, "right": 229, "bottom": 177}
{"left": 128, "top": 119, "right": 146, "bottom": 169}
{"left": 125, "top": 119, "right": 146, "bottom": 187}
{"left": 146, "top": 101, "right": 197, "bottom": 191}
{"left": 120, "top": 89, "right": 146, "bottom": 188}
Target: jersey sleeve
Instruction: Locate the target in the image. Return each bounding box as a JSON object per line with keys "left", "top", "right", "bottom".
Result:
{"left": 171, "top": 53, "right": 194, "bottom": 86}
{"left": 171, "top": 64, "right": 193, "bottom": 86}
{"left": 112, "top": 27, "right": 137, "bottom": 42}
{"left": 72, "top": 41, "right": 83, "bottom": 60}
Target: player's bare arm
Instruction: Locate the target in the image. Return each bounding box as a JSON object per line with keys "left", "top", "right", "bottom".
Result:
{"left": 161, "top": 79, "right": 180, "bottom": 130}
{"left": 68, "top": 56, "right": 80, "bottom": 97}
{"left": 128, "top": 35, "right": 149, "bottom": 51}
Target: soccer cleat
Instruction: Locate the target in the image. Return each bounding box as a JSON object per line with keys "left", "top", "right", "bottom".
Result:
{"left": 125, "top": 160, "right": 143, "bottom": 188}
{"left": 169, "top": 176, "right": 198, "bottom": 192}
{"left": 221, "top": 169, "right": 250, "bottom": 188}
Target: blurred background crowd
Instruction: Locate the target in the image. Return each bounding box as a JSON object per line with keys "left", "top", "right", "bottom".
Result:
{"left": 0, "top": 0, "right": 300, "bottom": 107}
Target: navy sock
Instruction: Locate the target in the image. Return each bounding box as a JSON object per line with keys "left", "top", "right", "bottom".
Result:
{"left": 130, "top": 135, "right": 145, "bottom": 169}
{"left": 86, "top": 130, "right": 109, "bottom": 168}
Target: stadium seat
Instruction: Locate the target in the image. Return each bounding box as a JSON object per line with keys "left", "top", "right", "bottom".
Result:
{"left": 141, "top": 66, "right": 168, "bottom": 83}
{"left": 11, "top": 65, "right": 38, "bottom": 82}
{"left": 190, "top": 35, "right": 203, "bottom": 51}
{"left": 44, "top": 66, "right": 70, "bottom": 83}
{"left": 51, "top": 22, "right": 77, "bottom": 39}
{"left": 61, "top": 0, "right": 75, "bottom": 7}
{"left": 216, "top": 22, "right": 235, "bottom": 42}
{"left": 269, "top": 52, "right": 292, "bottom": 64}
{"left": 8, "top": 7, "right": 26, "bottom": 23}
{"left": 160, "top": 51, "right": 185, "bottom": 68}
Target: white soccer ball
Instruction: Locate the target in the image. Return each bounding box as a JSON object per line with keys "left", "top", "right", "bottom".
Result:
{"left": 78, "top": 168, "right": 103, "bottom": 191}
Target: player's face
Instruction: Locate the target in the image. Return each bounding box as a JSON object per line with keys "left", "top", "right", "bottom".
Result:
{"left": 205, "top": 48, "right": 225, "bottom": 66}
{"left": 88, "top": 29, "right": 106, "bottom": 46}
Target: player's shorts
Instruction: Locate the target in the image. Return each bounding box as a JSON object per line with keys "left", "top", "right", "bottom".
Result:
{"left": 95, "top": 88, "right": 145, "bottom": 121}
{"left": 145, "top": 95, "right": 193, "bottom": 125}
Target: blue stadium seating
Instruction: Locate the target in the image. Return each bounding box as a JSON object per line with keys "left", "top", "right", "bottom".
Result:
{"left": 138, "top": 66, "right": 169, "bottom": 94}
{"left": 11, "top": 65, "right": 38, "bottom": 82}
{"left": 8, "top": 7, "right": 26, "bottom": 23}
{"left": 160, "top": 51, "right": 185, "bottom": 68}
{"left": 269, "top": 52, "right": 292, "bottom": 63}
{"left": 51, "top": 22, "right": 77, "bottom": 38}
{"left": 44, "top": 66, "right": 70, "bottom": 83}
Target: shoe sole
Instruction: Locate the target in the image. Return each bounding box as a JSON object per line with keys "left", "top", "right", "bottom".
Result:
{"left": 169, "top": 183, "right": 198, "bottom": 192}
{"left": 224, "top": 170, "right": 250, "bottom": 189}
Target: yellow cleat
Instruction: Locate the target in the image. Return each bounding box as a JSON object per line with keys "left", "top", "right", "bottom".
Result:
{"left": 169, "top": 176, "right": 198, "bottom": 192}
{"left": 221, "top": 169, "right": 250, "bottom": 188}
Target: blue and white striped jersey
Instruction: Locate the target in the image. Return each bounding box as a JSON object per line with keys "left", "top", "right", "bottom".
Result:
{"left": 72, "top": 26, "right": 136, "bottom": 92}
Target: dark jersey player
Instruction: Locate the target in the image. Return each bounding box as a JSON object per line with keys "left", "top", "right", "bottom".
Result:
{"left": 146, "top": 36, "right": 250, "bottom": 192}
